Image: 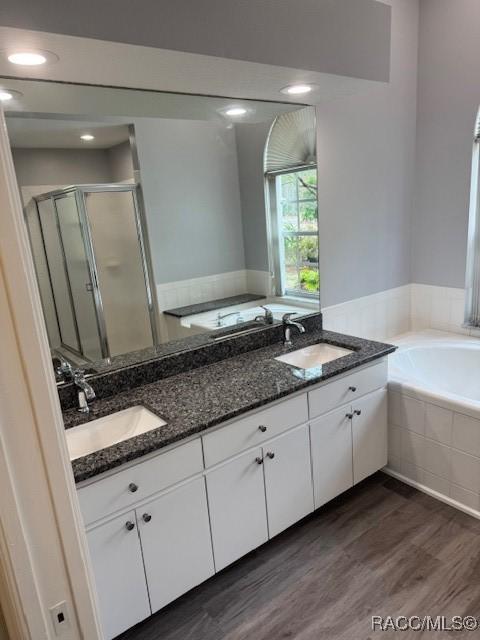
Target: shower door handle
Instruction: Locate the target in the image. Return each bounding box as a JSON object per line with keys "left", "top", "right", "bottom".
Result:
{"left": 85, "top": 282, "right": 93, "bottom": 292}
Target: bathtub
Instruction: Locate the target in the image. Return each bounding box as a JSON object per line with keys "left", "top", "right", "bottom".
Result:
{"left": 387, "top": 330, "right": 480, "bottom": 517}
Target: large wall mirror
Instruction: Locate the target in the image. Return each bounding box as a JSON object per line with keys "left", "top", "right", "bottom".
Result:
{"left": 2, "top": 79, "right": 319, "bottom": 378}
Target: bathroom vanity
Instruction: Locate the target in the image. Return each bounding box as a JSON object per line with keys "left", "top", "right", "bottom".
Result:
{"left": 66, "top": 328, "right": 394, "bottom": 639}
{"left": 6, "top": 76, "right": 393, "bottom": 638}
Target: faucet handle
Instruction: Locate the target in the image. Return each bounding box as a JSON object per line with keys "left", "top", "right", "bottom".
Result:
{"left": 282, "top": 312, "right": 297, "bottom": 323}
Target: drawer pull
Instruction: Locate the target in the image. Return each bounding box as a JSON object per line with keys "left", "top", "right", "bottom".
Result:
{"left": 346, "top": 413, "right": 353, "bottom": 420}
{"left": 354, "top": 409, "right": 362, "bottom": 416}
{"left": 258, "top": 425, "right": 267, "bottom": 433}
{"left": 349, "top": 386, "right": 357, "bottom": 392}
{"left": 125, "top": 521, "right": 135, "bottom": 531}
{"left": 142, "top": 513, "right": 152, "bottom": 523}
{"left": 128, "top": 482, "right": 139, "bottom": 493}
{"left": 266, "top": 451, "right": 275, "bottom": 460}
{"left": 255, "top": 456, "right": 264, "bottom": 465}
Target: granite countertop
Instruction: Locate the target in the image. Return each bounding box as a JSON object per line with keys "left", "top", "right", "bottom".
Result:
{"left": 163, "top": 293, "right": 265, "bottom": 318}
{"left": 66, "top": 329, "right": 396, "bottom": 483}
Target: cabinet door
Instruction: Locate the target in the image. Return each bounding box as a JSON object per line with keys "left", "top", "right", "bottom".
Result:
{"left": 352, "top": 388, "right": 388, "bottom": 484}
{"left": 138, "top": 477, "right": 215, "bottom": 613}
{"left": 86, "top": 511, "right": 150, "bottom": 640}
{"left": 310, "top": 405, "right": 353, "bottom": 509}
{"left": 263, "top": 424, "right": 314, "bottom": 538}
{"left": 206, "top": 447, "right": 268, "bottom": 571}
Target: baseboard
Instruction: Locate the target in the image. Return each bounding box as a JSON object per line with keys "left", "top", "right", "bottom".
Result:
{"left": 383, "top": 466, "right": 480, "bottom": 520}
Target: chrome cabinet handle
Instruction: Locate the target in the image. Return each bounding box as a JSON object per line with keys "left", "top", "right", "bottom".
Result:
{"left": 258, "top": 425, "right": 267, "bottom": 433}
{"left": 346, "top": 413, "right": 353, "bottom": 420}
{"left": 266, "top": 451, "right": 275, "bottom": 460}
{"left": 354, "top": 409, "right": 362, "bottom": 416}
{"left": 142, "top": 513, "right": 152, "bottom": 523}
{"left": 125, "top": 521, "right": 135, "bottom": 531}
{"left": 128, "top": 482, "right": 138, "bottom": 493}
{"left": 349, "top": 386, "right": 357, "bottom": 392}
{"left": 255, "top": 456, "right": 264, "bottom": 465}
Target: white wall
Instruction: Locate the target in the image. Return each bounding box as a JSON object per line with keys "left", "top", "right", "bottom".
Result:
{"left": 235, "top": 121, "right": 272, "bottom": 273}
{"left": 11, "top": 148, "right": 113, "bottom": 186}
{"left": 107, "top": 140, "right": 134, "bottom": 183}
{"left": 318, "top": 0, "right": 419, "bottom": 308}
{"left": 411, "top": 0, "right": 480, "bottom": 289}
{"left": 133, "top": 117, "right": 246, "bottom": 285}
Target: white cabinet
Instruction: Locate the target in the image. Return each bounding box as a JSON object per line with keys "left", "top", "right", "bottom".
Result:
{"left": 139, "top": 477, "right": 215, "bottom": 613}
{"left": 206, "top": 447, "right": 268, "bottom": 571}
{"left": 87, "top": 511, "right": 150, "bottom": 640}
{"left": 203, "top": 395, "right": 308, "bottom": 467}
{"left": 308, "top": 359, "right": 387, "bottom": 419}
{"left": 352, "top": 388, "right": 387, "bottom": 484}
{"left": 263, "top": 424, "right": 314, "bottom": 537}
{"left": 80, "top": 358, "right": 388, "bottom": 639}
{"left": 78, "top": 439, "right": 203, "bottom": 526}
{"left": 206, "top": 425, "right": 314, "bottom": 568}
{"left": 310, "top": 386, "right": 388, "bottom": 508}
{"left": 310, "top": 406, "right": 354, "bottom": 509}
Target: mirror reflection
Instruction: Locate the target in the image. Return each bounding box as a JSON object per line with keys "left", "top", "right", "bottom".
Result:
{"left": 3, "top": 80, "right": 319, "bottom": 379}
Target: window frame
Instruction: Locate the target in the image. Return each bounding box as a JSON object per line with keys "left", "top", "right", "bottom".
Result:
{"left": 265, "top": 165, "right": 319, "bottom": 300}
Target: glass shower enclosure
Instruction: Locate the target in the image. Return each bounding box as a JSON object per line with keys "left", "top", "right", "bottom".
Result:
{"left": 26, "top": 184, "right": 158, "bottom": 362}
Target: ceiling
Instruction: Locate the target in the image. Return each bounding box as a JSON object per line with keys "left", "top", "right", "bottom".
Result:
{"left": 0, "top": 26, "right": 383, "bottom": 107}
{"left": 1, "top": 78, "right": 302, "bottom": 124}
{"left": 6, "top": 118, "right": 130, "bottom": 148}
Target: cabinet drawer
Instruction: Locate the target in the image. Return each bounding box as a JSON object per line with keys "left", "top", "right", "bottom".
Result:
{"left": 78, "top": 439, "right": 203, "bottom": 525}
{"left": 203, "top": 394, "right": 308, "bottom": 468}
{"left": 308, "top": 359, "right": 387, "bottom": 420}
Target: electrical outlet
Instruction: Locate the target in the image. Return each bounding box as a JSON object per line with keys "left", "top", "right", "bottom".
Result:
{"left": 49, "top": 601, "right": 71, "bottom": 636}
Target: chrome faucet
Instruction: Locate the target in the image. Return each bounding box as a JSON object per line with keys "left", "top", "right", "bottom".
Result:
{"left": 73, "top": 369, "right": 96, "bottom": 414}
{"left": 216, "top": 311, "right": 241, "bottom": 327}
{"left": 254, "top": 305, "right": 274, "bottom": 325}
{"left": 55, "top": 353, "right": 73, "bottom": 381}
{"left": 282, "top": 312, "right": 306, "bottom": 347}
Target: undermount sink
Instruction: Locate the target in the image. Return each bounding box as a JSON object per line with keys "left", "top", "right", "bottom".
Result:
{"left": 66, "top": 406, "right": 166, "bottom": 461}
{"left": 275, "top": 343, "right": 354, "bottom": 370}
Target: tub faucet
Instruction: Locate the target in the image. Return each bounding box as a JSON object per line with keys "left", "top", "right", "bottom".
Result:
{"left": 73, "top": 369, "right": 96, "bottom": 414}
{"left": 254, "top": 305, "right": 274, "bottom": 325}
{"left": 216, "top": 311, "right": 241, "bottom": 327}
{"left": 282, "top": 313, "right": 306, "bottom": 347}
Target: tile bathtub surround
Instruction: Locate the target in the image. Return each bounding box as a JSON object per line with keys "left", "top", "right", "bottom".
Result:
{"left": 386, "top": 387, "right": 480, "bottom": 514}
{"left": 156, "top": 269, "right": 273, "bottom": 312}
{"left": 410, "top": 284, "right": 467, "bottom": 334}
{"left": 58, "top": 312, "right": 323, "bottom": 410}
{"left": 64, "top": 329, "right": 395, "bottom": 482}
{"left": 321, "top": 285, "right": 411, "bottom": 341}
{"left": 323, "top": 283, "right": 476, "bottom": 340}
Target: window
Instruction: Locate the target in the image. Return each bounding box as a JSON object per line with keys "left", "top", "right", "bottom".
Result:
{"left": 263, "top": 106, "right": 318, "bottom": 300}
{"left": 272, "top": 168, "right": 319, "bottom": 298}
{"left": 464, "top": 110, "right": 480, "bottom": 326}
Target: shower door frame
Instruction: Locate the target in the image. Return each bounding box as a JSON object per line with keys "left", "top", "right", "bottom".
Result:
{"left": 33, "top": 183, "right": 158, "bottom": 361}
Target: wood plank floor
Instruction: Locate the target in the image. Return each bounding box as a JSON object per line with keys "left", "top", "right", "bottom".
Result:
{"left": 117, "top": 473, "right": 480, "bottom": 640}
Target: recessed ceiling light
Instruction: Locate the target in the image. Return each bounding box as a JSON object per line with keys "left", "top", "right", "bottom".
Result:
{"left": 5, "top": 49, "right": 58, "bottom": 66}
{"left": 0, "top": 89, "right": 23, "bottom": 102}
{"left": 80, "top": 134, "right": 95, "bottom": 141}
{"left": 225, "top": 107, "right": 248, "bottom": 117}
{"left": 281, "top": 84, "right": 313, "bottom": 96}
